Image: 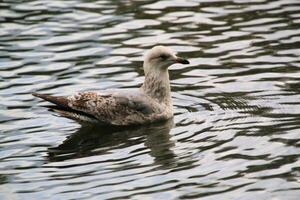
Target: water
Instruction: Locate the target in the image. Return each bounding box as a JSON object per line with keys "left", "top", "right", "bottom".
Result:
{"left": 1, "top": 0, "right": 300, "bottom": 199}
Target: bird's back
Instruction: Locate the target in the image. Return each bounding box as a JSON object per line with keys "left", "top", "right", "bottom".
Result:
{"left": 33, "top": 89, "right": 172, "bottom": 126}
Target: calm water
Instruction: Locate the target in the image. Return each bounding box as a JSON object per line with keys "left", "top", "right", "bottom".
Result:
{"left": 1, "top": 0, "right": 300, "bottom": 199}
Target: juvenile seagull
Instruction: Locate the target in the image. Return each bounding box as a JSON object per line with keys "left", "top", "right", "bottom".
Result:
{"left": 33, "top": 46, "right": 189, "bottom": 126}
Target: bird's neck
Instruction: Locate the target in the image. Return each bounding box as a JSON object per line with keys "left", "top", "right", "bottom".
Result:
{"left": 141, "top": 69, "right": 172, "bottom": 105}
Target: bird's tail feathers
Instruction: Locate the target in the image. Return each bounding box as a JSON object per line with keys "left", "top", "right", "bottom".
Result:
{"left": 32, "top": 92, "right": 69, "bottom": 108}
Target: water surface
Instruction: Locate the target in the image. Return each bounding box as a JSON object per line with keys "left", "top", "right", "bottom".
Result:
{"left": 1, "top": 0, "right": 300, "bottom": 199}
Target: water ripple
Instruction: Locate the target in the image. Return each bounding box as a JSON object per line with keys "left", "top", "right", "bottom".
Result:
{"left": 1, "top": 0, "right": 300, "bottom": 199}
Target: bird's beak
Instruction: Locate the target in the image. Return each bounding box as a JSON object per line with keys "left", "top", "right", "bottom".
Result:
{"left": 175, "top": 57, "right": 190, "bottom": 64}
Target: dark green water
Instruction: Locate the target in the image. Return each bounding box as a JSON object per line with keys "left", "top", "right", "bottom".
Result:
{"left": 1, "top": 0, "right": 300, "bottom": 199}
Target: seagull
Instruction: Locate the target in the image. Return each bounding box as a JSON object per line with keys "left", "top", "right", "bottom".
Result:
{"left": 33, "top": 46, "right": 189, "bottom": 126}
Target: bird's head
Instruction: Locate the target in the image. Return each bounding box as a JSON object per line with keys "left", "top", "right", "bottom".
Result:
{"left": 143, "top": 46, "right": 189, "bottom": 74}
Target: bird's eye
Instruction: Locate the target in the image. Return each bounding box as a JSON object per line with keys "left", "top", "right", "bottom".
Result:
{"left": 159, "top": 54, "right": 168, "bottom": 60}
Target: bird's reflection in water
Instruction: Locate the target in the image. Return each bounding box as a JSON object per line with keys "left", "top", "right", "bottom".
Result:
{"left": 47, "top": 119, "right": 177, "bottom": 168}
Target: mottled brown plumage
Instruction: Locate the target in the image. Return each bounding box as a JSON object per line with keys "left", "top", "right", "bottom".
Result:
{"left": 32, "top": 46, "right": 189, "bottom": 126}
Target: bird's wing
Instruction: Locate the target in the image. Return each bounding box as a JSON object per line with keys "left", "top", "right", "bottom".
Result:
{"left": 33, "top": 90, "right": 162, "bottom": 125}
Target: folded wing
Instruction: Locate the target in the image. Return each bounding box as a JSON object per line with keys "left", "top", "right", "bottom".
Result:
{"left": 33, "top": 90, "right": 163, "bottom": 125}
